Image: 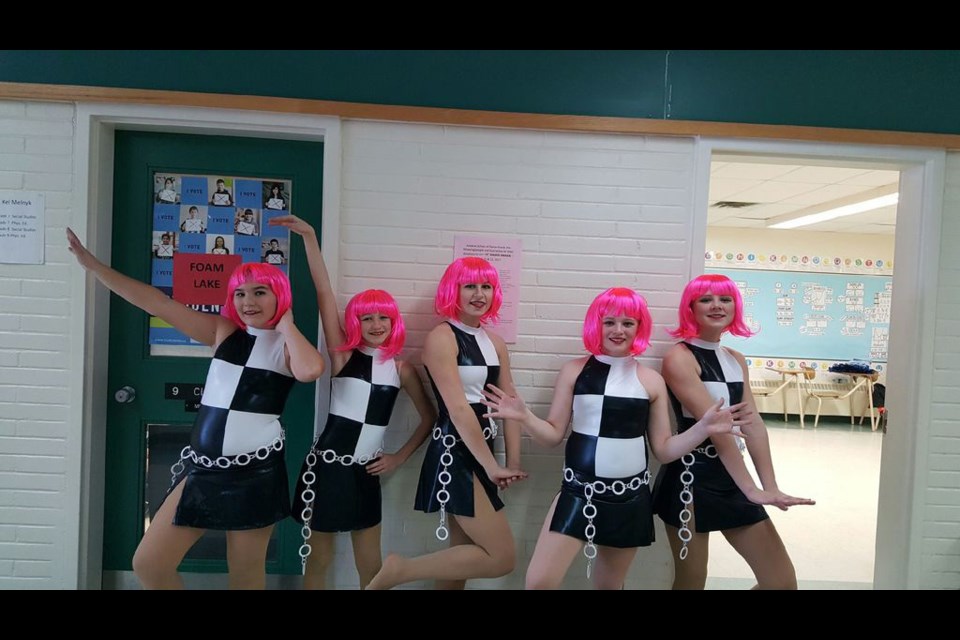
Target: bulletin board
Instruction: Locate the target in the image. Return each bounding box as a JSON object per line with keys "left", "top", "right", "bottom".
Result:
{"left": 715, "top": 268, "right": 892, "bottom": 363}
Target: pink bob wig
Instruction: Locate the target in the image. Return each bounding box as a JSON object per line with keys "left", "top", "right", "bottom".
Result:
{"left": 582, "top": 287, "right": 653, "bottom": 356}
{"left": 338, "top": 289, "right": 406, "bottom": 360}
{"left": 669, "top": 274, "right": 754, "bottom": 339}
{"left": 221, "top": 262, "right": 292, "bottom": 329}
{"left": 434, "top": 257, "right": 503, "bottom": 324}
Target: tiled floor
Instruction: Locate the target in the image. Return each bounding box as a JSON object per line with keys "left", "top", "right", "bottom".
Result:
{"left": 705, "top": 416, "right": 883, "bottom": 590}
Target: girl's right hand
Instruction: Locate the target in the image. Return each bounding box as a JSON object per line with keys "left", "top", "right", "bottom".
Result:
{"left": 66, "top": 228, "right": 102, "bottom": 271}
{"left": 267, "top": 215, "right": 315, "bottom": 237}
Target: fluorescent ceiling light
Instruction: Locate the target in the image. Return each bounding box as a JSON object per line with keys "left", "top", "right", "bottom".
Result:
{"left": 768, "top": 193, "right": 898, "bottom": 230}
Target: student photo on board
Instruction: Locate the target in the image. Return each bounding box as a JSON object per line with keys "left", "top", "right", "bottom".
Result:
{"left": 207, "top": 234, "right": 234, "bottom": 256}
{"left": 262, "top": 182, "right": 289, "bottom": 211}
{"left": 152, "top": 231, "right": 177, "bottom": 259}
{"left": 261, "top": 238, "right": 288, "bottom": 265}
{"left": 155, "top": 175, "right": 181, "bottom": 205}
{"left": 209, "top": 178, "right": 235, "bottom": 207}
{"left": 179, "top": 205, "right": 208, "bottom": 234}
{"left": 235, "top": 208, "right": 260, "bottom": 236}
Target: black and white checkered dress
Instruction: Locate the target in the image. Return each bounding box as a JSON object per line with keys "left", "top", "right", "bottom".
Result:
{"left": 293, "top": 347, "right": 401, "bottom": 532}
{"left": 169, "top": 327, "right": 295, "bottom": 530}
{"left": 415, "top": 320, "right": 504, "bottom": 516}
{"left": 550, "top": 355, "right": 655, "bottom": 548}
{"left": 652, "top": 338, "right": 769, "bottom": 532}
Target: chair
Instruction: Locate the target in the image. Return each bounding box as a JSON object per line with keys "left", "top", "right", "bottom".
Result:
{"left": 750, "top": 376, "right": 792, "bottom": 422}
{"left": 801, "top": 366, "right": 866, "bottom": 429}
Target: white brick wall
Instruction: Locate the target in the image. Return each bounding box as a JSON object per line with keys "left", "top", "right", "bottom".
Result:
{"left": 338, "top": 120, "right": 694, "bottom": 588}
{"left": 923, "top": 153, "right": 960, "bottom": 589}
{"left": 0, "top": 99, "right": 74, "bottom": 588}
{"left": 1, "top": 99, "right": 951, "bottom": 589}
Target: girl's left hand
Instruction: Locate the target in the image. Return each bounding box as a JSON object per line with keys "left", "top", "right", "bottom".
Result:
{"left": 268, "top": 215, "right": 315, "bottom": 236}
{"left": 480, "top": 383, "right": 528, "bottom": 421}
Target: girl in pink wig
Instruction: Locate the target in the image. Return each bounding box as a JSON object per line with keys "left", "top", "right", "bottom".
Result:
{"left": 368, "top": 256, "right": 527, "bottom": 590}
{"left": 66, "top": 228, "right": 325, "bottom": 589}
{"left": 481, "top": 287, "right": 744, "bottom": 589}
{"left": 270, "top": 215, "right": 436, "bottom": 590}
{"left": 652, "top": 274, "right": 814, "bottom": 589}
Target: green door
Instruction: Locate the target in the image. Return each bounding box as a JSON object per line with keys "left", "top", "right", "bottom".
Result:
{"left": 103, "top": 131, "right": 323, "bottom": 577}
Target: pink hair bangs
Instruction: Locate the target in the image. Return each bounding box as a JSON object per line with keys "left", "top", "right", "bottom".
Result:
{"left": 434, "top": 257, "right": 503, "bottom": 324}
{"left": 339, "top": 289, "right": 406, "bottom": 360}
{"left": 221, "top": 262, "right": 292, "bottom": 329}
{"left": 669, "top": 274, "right": 753, "bottom": 339}
{"left": 582, "top": 287, "right": 653, "bottom": 356}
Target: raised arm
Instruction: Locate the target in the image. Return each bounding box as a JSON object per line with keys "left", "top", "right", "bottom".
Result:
{"left": 276, "top": 308, "right": 326, "bottom": 383}
{"left": 482, "top": 357, "right": 583, "bottom": 449}
{"left": 269, "top": 215, "right": 349, "bottom": 372}
{"left": 366, "top": 360, "right": 437, "bottom": 476}
{"left": 422, "top": 325, "right": 525, "bottom": 485}
{"left": 67, "top": 228, "right": 234, "bottom": 347}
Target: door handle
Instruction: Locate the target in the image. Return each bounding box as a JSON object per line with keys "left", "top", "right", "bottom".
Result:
{"left": 114, "top": 385, "right": 137, "bottom": 404}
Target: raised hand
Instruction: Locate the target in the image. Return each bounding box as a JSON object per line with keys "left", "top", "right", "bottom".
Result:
{"left": 275, "top": 307, "right": 295, "bottom": 333}
{"left": 267, "top": 214, "right": 315, "bottom": 237}
{"left": 66, "top": 228, "right": 103, "bottom": 271}
{"left": 481, "top": 383, "right": 529, "bottom": 421}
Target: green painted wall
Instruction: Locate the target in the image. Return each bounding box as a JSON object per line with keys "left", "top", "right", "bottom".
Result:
{"left": 3, "top": 50, "right": 959, "bottom": 134}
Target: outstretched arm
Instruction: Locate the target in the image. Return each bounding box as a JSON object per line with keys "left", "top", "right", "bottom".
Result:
{"left": 269, "top": 215, "right": 350, "bottom": 372}
{"left": 482, "top": 357, "right": 582, "bottom": 449}
{"left": 367, "top": 360, "right": 437, "bottom": 476}
{"left": 67, "top": 228, "right": 233, "bottom": 347}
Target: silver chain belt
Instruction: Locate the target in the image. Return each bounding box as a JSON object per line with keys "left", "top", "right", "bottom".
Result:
{"left": 169, "top": 431, "right": 286, "bottom": 487}
{"left": 562, "top": 466, "right": 651, "bottom": 578}
{"left": 676, "top": 444, "right": 718, "bottom": 560}
{"left": 433, "top": 422, "right": 498, "bottom": 542}
{"left": 297, "top": 441, "right": 384, "bottom": 571}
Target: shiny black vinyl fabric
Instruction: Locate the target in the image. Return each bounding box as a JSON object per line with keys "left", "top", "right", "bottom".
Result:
{"left": 652, "top": 455, "right": 768, "bottom": 532}
{"left": 164, "top": 449, "right": 290, "bottom": 530}
{"left": 292, "top": 457, "right": 382, "bottom": 532}
{"left": 549, "top": 471, "right": 654, "bottom": 548}
{"left": 414, "top": 406, "right": 503, "bottom": 517}
{"left": 653, "top": 340, "right": 768, "bottom": 532}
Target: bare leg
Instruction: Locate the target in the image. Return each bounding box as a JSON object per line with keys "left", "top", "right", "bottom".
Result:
{"left": 664, "top": 516, "right": 710, "bottom": 590}
{"left": 225, "top": 525, "right": 274, "bottom": 590}
{"left": 722, "top": 519, "right": 798, "bottom": 590}
{"left": 367, "top": 477, "right": 515, "bottom": 590}
{"left": 350, "top": 525, "right": 383, "bottom": 590}
{"left": 435, "top": 516, "right": 468, "bottom": 590}
{"left": 525, "top": 494, "right": 583, "bottom": 590}
{"left": 132, "top": 480, "right": 205, "bottom": 589}
{"left": 302, "top": 531, "right": 336, "bottom": 590}
{"left": 592, "top": 545, "right": 639, "bottom": 590}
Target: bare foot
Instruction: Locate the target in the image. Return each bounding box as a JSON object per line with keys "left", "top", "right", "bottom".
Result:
{"left": 366, "top": 553, "right": 404, "bottom": 590}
